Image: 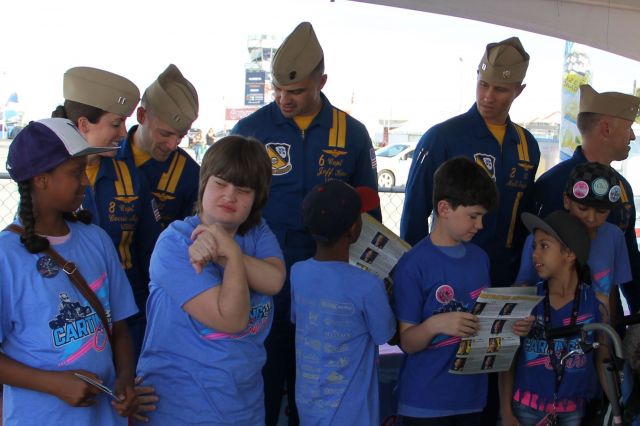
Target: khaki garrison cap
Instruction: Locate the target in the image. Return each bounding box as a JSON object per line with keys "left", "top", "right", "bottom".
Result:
{"left": 64, "top": 67, "right": 140, "bottom": 117}
{"left": 478, "top": 37, "right": 529, "bottom": 84}
{"left": 144, "top": 64, "right": 199, "bottom": 134}
{"left": 579, "top": 84, "right": 640, "bottom": 122}
{"left": 272, "top": 22, "right": 324, "bottom": 86}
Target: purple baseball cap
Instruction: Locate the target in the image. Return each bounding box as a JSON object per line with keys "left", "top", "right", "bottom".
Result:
{"left": 6, "top": 118, "right": 117, "bottom": 182}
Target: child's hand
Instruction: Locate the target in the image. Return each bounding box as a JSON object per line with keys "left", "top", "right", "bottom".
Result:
{"left": 112, "top": 375, "right": 138, "bottom": 417}
{"left": 189, "top": 226, "right": 218, "bottom": 273}
{"left": 511, "top": 315, "right": 534, "bottom": 337}
{"left": 132, "top": 376, "right": 159, "bottom": 423}
{"left": 430, "top": 312, "right": 479, "bottom": 337}
{"left": 203, "top": 224, "right": 241, "bottom": 261}
{"left": 50, "top": 370, "right": 101, "bottom": 407}
{"left": 189, "top": 224, "right": 241, "bottom": 272}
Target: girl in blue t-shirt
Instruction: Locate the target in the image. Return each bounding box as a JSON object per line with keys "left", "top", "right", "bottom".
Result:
{"left": 136, "top": 136, "right": 286, "bottom": 425}
{"left": 500, "top": 211, "right": 608, "bottom": 426}
{"left": 0, "top": 119, "right": 140, "bottom": 425}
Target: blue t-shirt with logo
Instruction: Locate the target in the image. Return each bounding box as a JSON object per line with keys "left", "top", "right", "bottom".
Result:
{"left": 137, "top": 215, "right": 283, "bottom": 425}
{"left": 393, "top": 236, "right": 490, "bottom": 417}
{"left": 516, "top": 222, "right": 631, "bottom": 296}
{"left": 291, "top": 259, "right": 395, "bottom": 425}
{"left": 0, "top": 221, "right": 138, "bottom": 425}
{"left": 512, "top": 281, "right": 600, "bottom": 413}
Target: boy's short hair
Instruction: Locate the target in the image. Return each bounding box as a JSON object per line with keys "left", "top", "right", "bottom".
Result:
{"left": 433, "top": 157, "right": 498, "bottom": 214}
{"left": 565, "top": 162, "right": 621, "bottom": 209}
{"left": 302, "top": 180, "right": 379, "bottom": 245}
{"left": 196, "top": 135, "right": 271, "bottom": 235}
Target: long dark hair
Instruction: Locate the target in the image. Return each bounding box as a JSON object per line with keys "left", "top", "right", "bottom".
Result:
{"left": 577, "top": 263, "right": 592, "bottom": 286}
{"left": 17, "top": 179, "right": 92, "bottom": 254}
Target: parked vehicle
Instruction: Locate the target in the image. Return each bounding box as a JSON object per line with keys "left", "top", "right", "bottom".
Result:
{"left": 375, "top": 143, "right": 416, "bottom": 188}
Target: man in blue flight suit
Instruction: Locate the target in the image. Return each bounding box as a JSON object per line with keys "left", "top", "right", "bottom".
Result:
{"left": 401, "top": 37, "right": 540, "bottom": 288}
{"left": 118, "top": 64, "right": 200, "bottom": 234}
{"left": 116, "top": 65, "right": 199, "bottom": 362}
{"left": 535, "top": 84, "right": 640, "bottom": 315}
{"left": 232, "top": 22, "right": 380, "bottom": 426}
{"left": 400, "top": 38, "right": 540, "bottom": 426}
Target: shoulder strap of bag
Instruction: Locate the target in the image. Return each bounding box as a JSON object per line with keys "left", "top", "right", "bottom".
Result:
{"left": 4, "top": 224, "right": 113, "bottom": 345}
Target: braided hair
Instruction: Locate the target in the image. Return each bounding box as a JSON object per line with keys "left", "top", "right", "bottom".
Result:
{"left": 17, "top": 180, "right": 92, "bottom": 254}
{"left": 17, "top": 180, "right": 48, "bottom": 254}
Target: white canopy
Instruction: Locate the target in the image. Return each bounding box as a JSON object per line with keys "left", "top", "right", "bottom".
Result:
{"left": 350, "top": 0, "right": 640, "bottom": 62}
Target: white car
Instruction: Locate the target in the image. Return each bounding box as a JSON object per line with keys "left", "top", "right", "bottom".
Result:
{"left": 376, "top": 143, "right": 416, "bottom": 188}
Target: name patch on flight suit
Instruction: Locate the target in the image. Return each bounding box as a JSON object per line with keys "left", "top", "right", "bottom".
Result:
{"left": 506, "top": 161, "right": 534, "bottom": 190}
{"left": 317, "top": 149, "right": 349, "bottom": 180}
{"left": 266, "top": 142, "right": 293, "bottom": 175}
{"left": 108, "top": 199, "right": 139, "bottom": 231}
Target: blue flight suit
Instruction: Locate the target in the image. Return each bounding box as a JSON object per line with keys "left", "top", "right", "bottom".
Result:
{"left": 534, "top": 146, "right": 640, "bottom": 312}
{"left": 232, "top": 92, "right": 380, "bottom": 425}
{"left": 401, "top": 104, "right": 540, "bottom": 286}
{"left": 82, "top": 157, "right": 162, "bottom": 359}
{"left": 116, "top": 126, "right": 199, "bottom": 358}
{"left": 118, "top": 125, "right": 200, "bottom": 235}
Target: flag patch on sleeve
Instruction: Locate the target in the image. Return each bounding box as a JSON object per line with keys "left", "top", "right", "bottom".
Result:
{"left": 370, "top": 148, "right": 377, "bottom": 169}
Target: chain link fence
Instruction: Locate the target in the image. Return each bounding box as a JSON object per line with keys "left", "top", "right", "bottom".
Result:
{"left": 379, "top": 187, "right": 405, "bottom": 235}
{"left": 0, "top": 174, "right": 407, "bottom": 236}
{"left": 0, "top": 173, "right": 18, "bottom": 227}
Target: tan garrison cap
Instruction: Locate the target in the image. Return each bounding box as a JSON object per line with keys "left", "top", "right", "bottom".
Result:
{"left": 64, "top": 67, "right": 140, "bottom": 117}
{"left": 579, "top": 84, "right": 640, "bottom": 121}
{"left": 478, "top": 37, "right": 529, "bottom": 84}
{"left": 144, "top": 64, "right": 199, "bottom": 134}
{"left": 272, "top": 22, "right": 324, "bottom": 86}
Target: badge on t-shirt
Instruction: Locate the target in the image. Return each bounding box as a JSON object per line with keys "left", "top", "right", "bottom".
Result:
{"left": 37, "top": 255, "right": 60, "bottom": 278}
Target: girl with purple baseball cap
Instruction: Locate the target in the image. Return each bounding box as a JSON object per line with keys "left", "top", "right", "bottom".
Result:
{"left": 1, "top": 118, "right": 140, "bottom": 424}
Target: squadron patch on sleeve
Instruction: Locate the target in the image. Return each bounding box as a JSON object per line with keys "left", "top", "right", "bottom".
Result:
{"left": 266, "top": 142, "right": 293, "bottom": 175}
{"left": 474, "top": 153, "right": 497, "bottom": 180}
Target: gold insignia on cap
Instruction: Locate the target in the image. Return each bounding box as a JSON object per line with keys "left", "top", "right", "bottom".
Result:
{"left": 272, "top": 22, "right": 324, "bottom": 86}
{"left": 63, "top": 67, "right": 140, "bottom": 117}
{"left": 477, "top": 37, "right": 529, "bottom": 84}
{"left": 143, "top": 64, "right": 199, "bottom": 134}
{"left": 579, "top": 84, "right": 640, "bottom": 122}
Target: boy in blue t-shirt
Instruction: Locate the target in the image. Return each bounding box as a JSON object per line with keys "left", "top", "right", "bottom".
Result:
{"left": 291, "top": 180, "right": 396, "bottom": 425}
{"left": 393, "top": 157, "right": 534, "bottom": 425}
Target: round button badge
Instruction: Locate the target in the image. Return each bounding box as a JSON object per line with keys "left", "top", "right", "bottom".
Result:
{"left": 591, "top": 178, "right": 609, "bottom": 197}
{"left": 572, "top": 181, "right": 589, "bottom": 199}
{"left": 609, "top": 185, "right": 621, "bottom": 203}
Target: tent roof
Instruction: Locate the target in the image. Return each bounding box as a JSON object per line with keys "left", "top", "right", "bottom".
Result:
{"left": 350, "top": 0, "right": 640, "bottom": 62}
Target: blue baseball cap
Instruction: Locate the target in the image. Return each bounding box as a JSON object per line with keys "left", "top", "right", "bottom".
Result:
{"left": 6, "top": 118, "right": 117, "bottom": 182}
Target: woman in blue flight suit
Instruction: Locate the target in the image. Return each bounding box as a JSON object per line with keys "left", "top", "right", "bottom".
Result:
{"left": 52, "top": 66, "right": 161, "bottom": 360}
